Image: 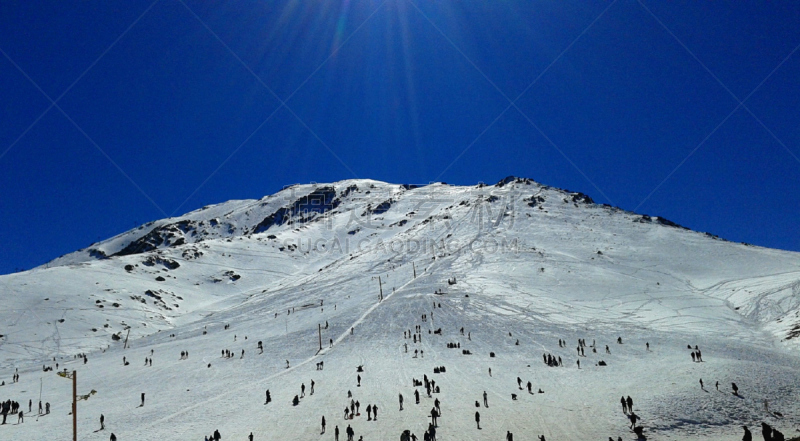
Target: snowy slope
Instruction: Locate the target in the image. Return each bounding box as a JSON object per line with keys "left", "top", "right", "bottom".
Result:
{"left": 1, "top": 177, "right": 799, "bottom": 440}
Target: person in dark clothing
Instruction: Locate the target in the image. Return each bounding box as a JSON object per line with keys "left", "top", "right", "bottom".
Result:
{"left": 213, "top": 429, "right": 221, "bottom": 441}
{"left": 626, "top": 396, "right": 633, "bottom": 412}
{"left": 399, "top": 393, "right": 404, "bottom": 410}
{"left": 415, "top": 389, "right": 420, "bottom": 404}
{"left": 483, "top": 391, "right": 488, "bottom": 407}
{"left": 335, "top": 425, "right": 340, "bottom": 441}
{"left": 140, "top": 393, "right": 145, "bottom": 407}
{"left": 742, "top": 425, "right": 752, "bottom": 441}
{"left": 773, "top": 427, "right": 785, "bottom": 441}
{"left": 100, "top": 414, "right": 105, "bottom": 430}
{"left": 629, "top": 412, "right": 639, "bottom": 429}
{"left": 506, "top": 431, "right": 513, "bottom": 441}
{"left": 110, "top": 434, "right": 116, "bottom": 441}
{"left": 265, "top": 390, "right": 271, "bottom": 404}
{"left": 249, "top": 433, "right": 254, "bottom": 441}
{"left": 321, "top": 415, "right": 326, "bottom": 434}
{"left": 732, "top": 383, "right": 739, "bottom": 396}
{"left": 761, "top": 422, "right": 772, "bottom": 441}
{"left": 621, "top": 396, "right": 627, "bottom": 414}
{"left": 475, "top": 411, "right": 480, "bottom": 429}
{"left": 373, "top": 404, "right": 378, "bottom": 420}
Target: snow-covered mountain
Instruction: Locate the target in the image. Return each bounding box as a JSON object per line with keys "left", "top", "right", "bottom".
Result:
{"left": 1, "top": 177, "right": 799, "bottom": 440}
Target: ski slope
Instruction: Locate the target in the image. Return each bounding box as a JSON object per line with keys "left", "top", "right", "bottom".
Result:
{"left": 1, "top": 177, "right": 799, "bottom": 440}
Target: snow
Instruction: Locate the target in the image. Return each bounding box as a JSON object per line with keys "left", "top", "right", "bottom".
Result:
{"left": 1, "top": 177, "right": 799, "bottom": 440}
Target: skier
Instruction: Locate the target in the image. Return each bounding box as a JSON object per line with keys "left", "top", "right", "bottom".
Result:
{"left": 415, "top": 389, "right": 420, "bottom": 404}
{"left": 214, "top": 429, "right": 221, "bottom": 441}
{"left": 373, "top": 404, "right": 378, "bottom": 420}
{"left": 293, "top": 395, "right": 299, "bottom": 406}
{"left": 483, "top": 391, "right": 488, "bottom": 407}
{"left": 716, "top": 381, "right": 719, "bottom": 391}
{"left": 626, "top": 396, "right": 633, "bottom": 412}
{"left": 249, "top": 433, "right": 254, "bottom": 441}
{"left": 367, "top": 404, "right": 372, "bottom": 421}
{"left": 322, "top": 415, "right": 326, "bottom": 434}
{"left": 347, "top": 424, "right": 354, "bottom": 441}
{"left": 475, "top": 411, "right": 481, "bottom": 429}
{"left": 527, "top": 381, "right": 532, "bottom": 393}
{"left": 110, "top": 434, "right": 116, "bottom": 441}
{"left": 140, "top": 392, "right": 145, "bottom": 407}
{"left": 301, "top": 383, "right": 306, "bottom": 397}
{"left": 399, "top": 393, "right": 404, "bottom": 410}
{"left": 732, "top": 383, "right": 739, "bottom": 396}
{"left": 700, "top": 378, "right": 704, "bottom": 390}
{"left": 621, "top": 396, "right": 627, "bottom": 414}
{"left": 517, "top": 377, "right": 522, "bottom": 389}
{"left": 311, "top": 380, "right": 315, "bottom": 395}
{"left": 100, "top": 414, "right": 105, "bottom": 430}
{"left": 335, "top": 425, "right": 340, "bottom": 441}
{"left": 506, "top": 431, "right": 513, "bottom": 441}
{"left": 265, "top": 390, "right": 271, "bottom": 404}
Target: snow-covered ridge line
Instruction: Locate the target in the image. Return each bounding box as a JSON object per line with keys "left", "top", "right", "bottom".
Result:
{"left": 43, "top": 176, "right": 732, "bottom": 270}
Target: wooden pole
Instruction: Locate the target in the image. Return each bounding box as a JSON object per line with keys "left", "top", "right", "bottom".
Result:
{"left": 72, "top": 371, "right": 77, "bottom": 441}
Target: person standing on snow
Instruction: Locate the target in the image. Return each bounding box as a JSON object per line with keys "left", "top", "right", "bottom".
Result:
{"left": 741, "top": 425, "right": 752, "bottom": 441}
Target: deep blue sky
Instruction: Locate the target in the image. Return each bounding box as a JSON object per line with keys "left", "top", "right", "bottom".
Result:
{"left": 1, "top": 1, "right": 799, "bottom": 274}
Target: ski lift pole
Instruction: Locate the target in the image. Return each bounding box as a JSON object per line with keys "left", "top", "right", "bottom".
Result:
{"left": 72, "top": 370, "right": 77, "bottom": 441}
{"left": 58, "top": 370, "right": 77, "bottom": 441}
